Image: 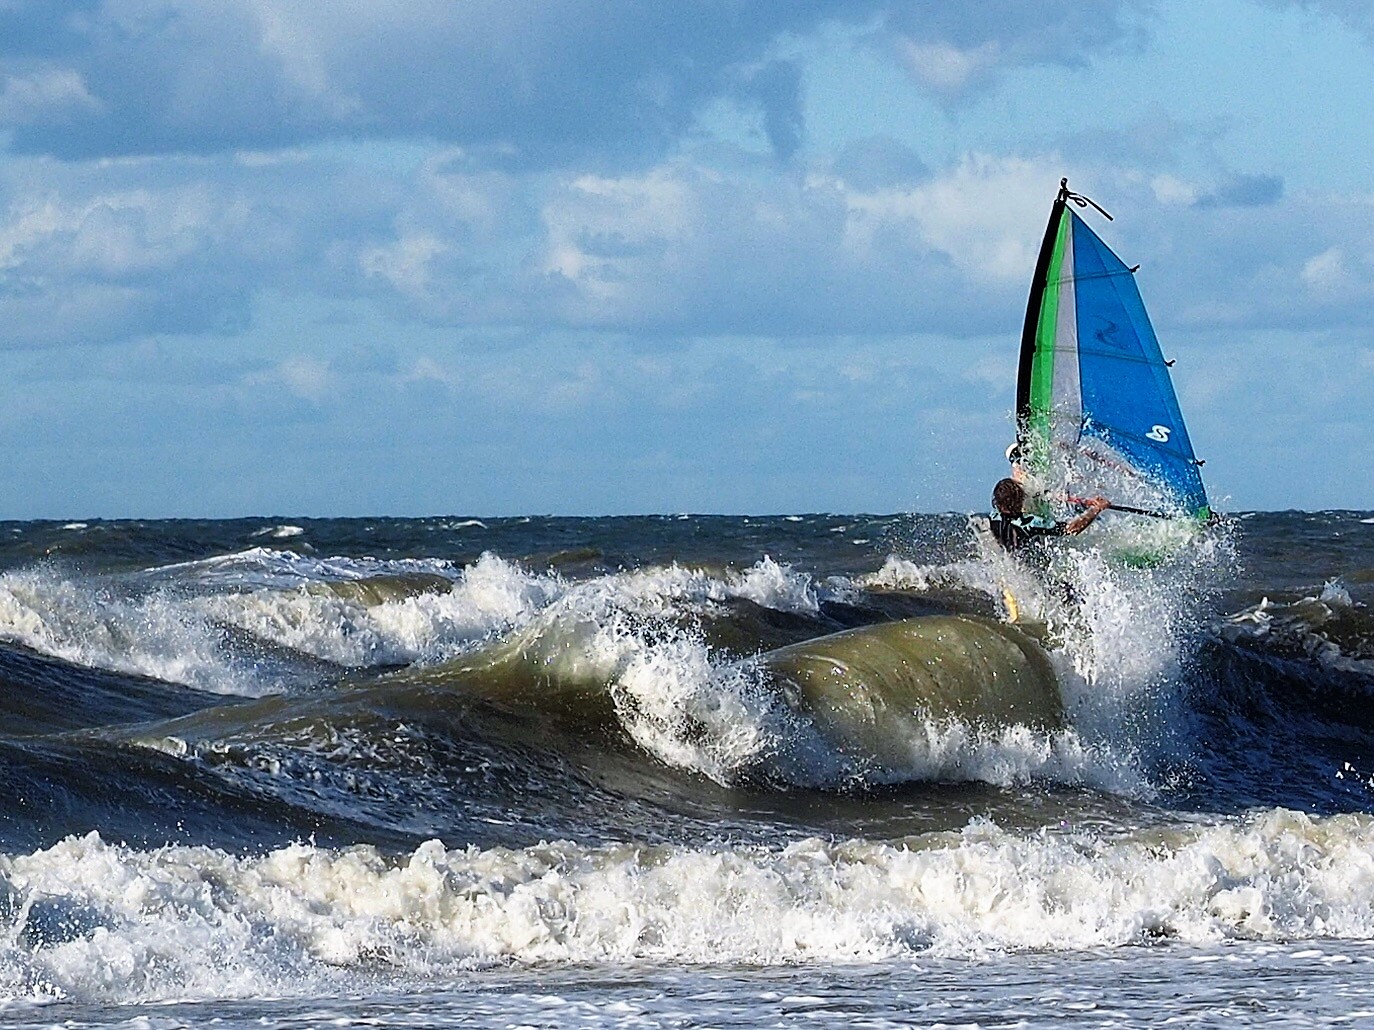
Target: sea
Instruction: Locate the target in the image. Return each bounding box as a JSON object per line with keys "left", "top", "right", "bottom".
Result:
{"left": 0, "top": 510, "right": 1372, "bottom": 1028}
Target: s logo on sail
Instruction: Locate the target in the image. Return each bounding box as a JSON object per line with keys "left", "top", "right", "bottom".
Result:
{"left": 1146, "top": 424, "right": 1172, "bottom": 443}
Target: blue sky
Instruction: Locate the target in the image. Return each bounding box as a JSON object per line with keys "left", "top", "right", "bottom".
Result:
{"left": 1, "top": 0, "right": 1371, "bottom": 517}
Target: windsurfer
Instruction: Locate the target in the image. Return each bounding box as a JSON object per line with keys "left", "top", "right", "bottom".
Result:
{"left": 989, "top": 477, "right": 1109, "bottom": 554}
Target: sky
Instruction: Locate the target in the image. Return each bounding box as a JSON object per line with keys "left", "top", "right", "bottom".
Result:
{"left": 1, "top": 0, "right": 1372, "bottom": 518}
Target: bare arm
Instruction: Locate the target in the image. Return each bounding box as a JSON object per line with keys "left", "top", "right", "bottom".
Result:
{"left": 1064, "top": 496, "right": 1110, "bottom": 535}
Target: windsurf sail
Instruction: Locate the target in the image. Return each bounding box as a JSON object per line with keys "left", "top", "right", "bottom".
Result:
{"left": 1016, "top": 179, "right": 1210, "bottom": 519}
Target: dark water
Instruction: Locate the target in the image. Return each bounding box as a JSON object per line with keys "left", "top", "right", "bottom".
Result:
{"left": 0, "top": 511, "right": 1372, "bottom": 1026}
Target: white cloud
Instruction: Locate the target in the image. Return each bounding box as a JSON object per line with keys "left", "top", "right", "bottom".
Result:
{"left": 0, "top": 67, "right": 101, "bottom": 124}
{"left": 539, "top": 168, "right": 697, "bottom": 308}
{"left": 247, "top": 2, "right": 360, "bottom": 120}
{"left": 0, "top": 186, "right": 218, "bottom": 278}
{"left": 521, "top": 158, "right": 993, "bottom": 334}
{"left": 1150, "top": 175, "right": 1199, "bottom": 207}
{"left": 880, "top": 0, "right": 1155, "bottom": 101}
{"left": 0, "top": 1, "right": 843, "bottom": 163}
{"left": 0, "top": 150, "right": 401, "bottom": 346}
{"left": 0, "top": 7, "right": 1365, "bottom": 358}
{"left": 247, "top": 355, "right": 334, "bottom": 402}
{"left": 841, "top": 153, "right": 1059, "bottom": 282}
{"left": 897, "top": 39, "right": 1003, "bottom": 98}
{"left": 359, "top": 232, "right": 447, "bottom": 299}
{"left": 1301, "top": 246, "right": 1355, "bottom": 294}
{"left": 11, "top": 142, "right": 1368, "bottom": 352}
{"left": 403, "top": 355, "right": 458, "bottom": 389}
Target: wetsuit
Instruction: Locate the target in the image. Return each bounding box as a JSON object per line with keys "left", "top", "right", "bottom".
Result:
{"left": 988, "top": 513, "right": 1065, "bottom": 553}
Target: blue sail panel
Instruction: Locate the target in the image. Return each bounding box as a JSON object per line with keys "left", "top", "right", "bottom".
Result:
{"left": 1068, "top": 212, "right": 1209, "bottom": 515}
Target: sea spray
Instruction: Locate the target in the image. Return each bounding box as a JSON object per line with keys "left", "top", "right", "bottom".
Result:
{"left": 0, "top": 567, "right": 263, "bottom": 695}
{"left": 1043, "top": 518, "right": 1235, "bottom": 774}
{"left": 196, "top": 552, "right": 558, "bottom": 669}
{"left": 867, "top": 514, "right": 1234, "bottom": 789}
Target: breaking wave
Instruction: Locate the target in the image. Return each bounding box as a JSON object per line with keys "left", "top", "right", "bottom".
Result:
{"left": 3, "top": 808, "right": 1371, "bottom": 1005}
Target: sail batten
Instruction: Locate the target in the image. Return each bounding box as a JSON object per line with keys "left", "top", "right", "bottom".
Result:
{"left": 1046, "top": 347, "right": 1177, "bottom": 368}
{"left": 1016, "top": 182, "right": 1210, "bottom": 519}
{"left": 1048, "top": 269, "right": 1135, "bottom": 285}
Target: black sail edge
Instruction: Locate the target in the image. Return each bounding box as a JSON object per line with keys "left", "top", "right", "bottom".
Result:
{"left": 1015, "top": 184, "right": 1070, "bottom": 423}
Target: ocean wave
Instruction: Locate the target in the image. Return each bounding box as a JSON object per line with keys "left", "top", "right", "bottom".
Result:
{"left": 0, "top": 568, "right": 269, "bottom": 696}
{"left": 865, "top": 523, "right": 1224, "bottom": 780}
{"left": 0, "top": 538, "right": 1224, "bottom": 797}
{"left": 184, "top": 608, "right": 1149, "bottom": 797}
{"left": 193, "top": 553, "right": 556, "bottom": 670}
{"left": 1219, "top": 580, "right": 1374, "bottom": 681}
{"left": 3, "top": 809, "right": 1371, "bottom": 1005}
{"left": 143, "top": 546, "right": 463, "bottom": 590}
{"left": 0, "top": 552, "right": 525, "bottom": 695}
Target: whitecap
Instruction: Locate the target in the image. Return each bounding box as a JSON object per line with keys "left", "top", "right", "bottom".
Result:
{"left": 252, "top": 525, "right": 305, "bottom": 539}
{"left": 8, "top": 809, "right": 1374, "bottom": 1004}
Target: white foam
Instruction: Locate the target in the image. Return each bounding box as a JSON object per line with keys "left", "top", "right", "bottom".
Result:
{"left": 1320, "top": 579, "right": 1354, "bottom": 606}
{"left": 479, "top": 560, "right": 836, "bottom": 785}
{"left": 196, "top": 553, "right": 557, "bottom": 669}
{"left": 251, "top": 525, "right": 305, "bottom": 539}
{"left": 5, "top": 809, "right": 1374, "bottom": 1005}
{"left": 150, "top": 546, "right": 457, "bottom": 588}
{"left": 610, "top": 639, "right": 792, "bottom": 784}
{"left": 863, "top": 554, "right": 1005, "bottom": 597}
{"left": 0, "top": 552, "right": 536, "bottom": 694}
{"left": 573, "top": 557, "right": 822, "bottom": 617}
{"left": 1219, "top": 583, "right": 1374, "bottom": 678}
{"left": 0, "top": 568, "right": 271, "bottom": 695}
{"left": 839, "top": 718, "right": 1149, "bottom": 797}
{"left": 731, "top": 556, "right": 820, "bottom": 614}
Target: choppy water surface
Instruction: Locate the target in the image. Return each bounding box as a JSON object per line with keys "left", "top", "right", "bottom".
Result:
{"left": 0, "top": 511, "right": 1371, "bottom": 1027}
